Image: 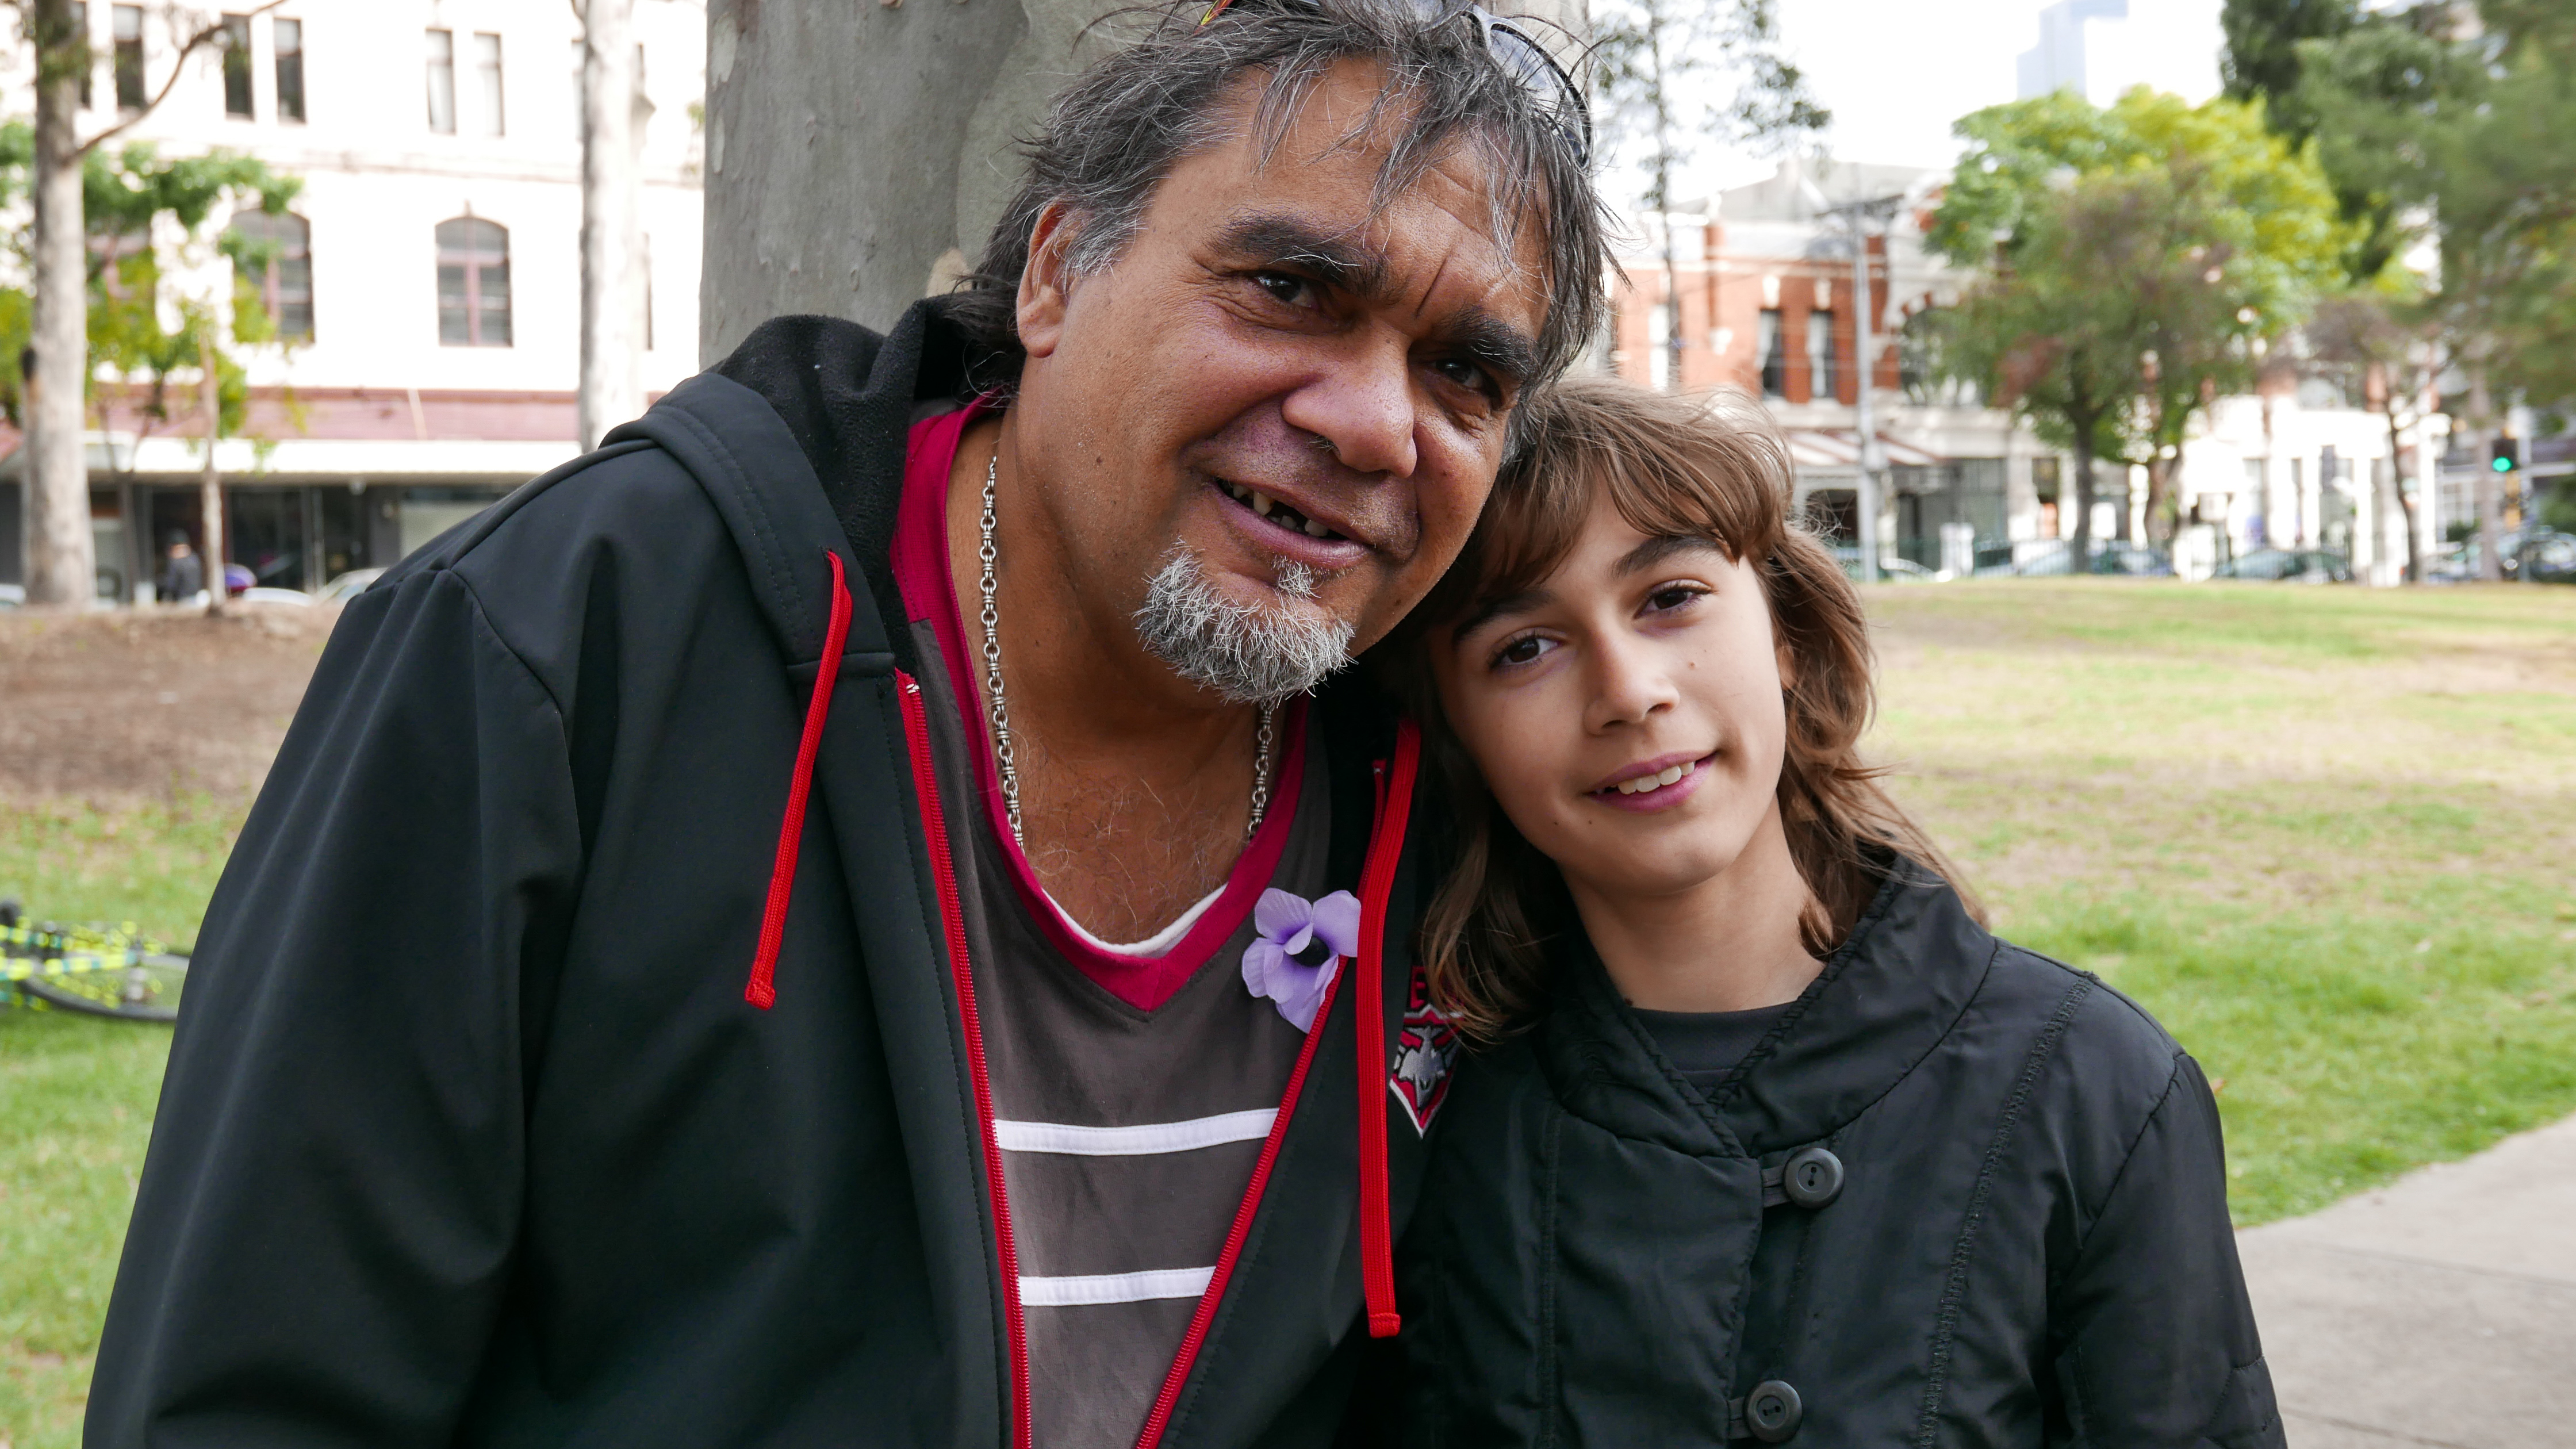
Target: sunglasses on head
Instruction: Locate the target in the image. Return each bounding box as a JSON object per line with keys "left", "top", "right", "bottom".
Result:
{"left": 1198, "top": 0, "right": 1593, "bottom": 170}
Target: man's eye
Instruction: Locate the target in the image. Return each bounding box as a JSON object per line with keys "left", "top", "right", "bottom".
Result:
{"left": 1433, "top": 356, "right": 1494, "bottom": 394}
{"left": 1253, "top": 271, "right": 1313, "bottom": 307}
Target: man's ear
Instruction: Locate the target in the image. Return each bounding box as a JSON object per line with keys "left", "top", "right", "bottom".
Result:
{"left": 1016, "top": 202, "right": 1080, "bottom": 361}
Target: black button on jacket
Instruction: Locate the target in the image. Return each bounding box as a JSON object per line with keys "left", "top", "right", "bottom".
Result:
{"left": 1386, "top": 865, "right": 2284, "bottom": 1447}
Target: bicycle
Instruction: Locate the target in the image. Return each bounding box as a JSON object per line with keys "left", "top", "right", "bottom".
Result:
{"left": 0, "top": 899, "right": 191, "bottom": 1023}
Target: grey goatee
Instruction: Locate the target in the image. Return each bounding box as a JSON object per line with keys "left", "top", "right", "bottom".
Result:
{"left": 1134, "top": 549, "right": 1354, "bottom": 706}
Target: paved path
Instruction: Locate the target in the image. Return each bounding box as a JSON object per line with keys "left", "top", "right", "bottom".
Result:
{"left": 2238, "top": 1113, "right": 2576, "bottom": 1449}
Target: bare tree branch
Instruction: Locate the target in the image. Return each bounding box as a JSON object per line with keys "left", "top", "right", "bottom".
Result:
{"left": 76, "top": 0, "right": 289, "bottom": 158}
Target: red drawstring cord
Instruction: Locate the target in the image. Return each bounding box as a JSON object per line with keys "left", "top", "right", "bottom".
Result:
{"left": 1355, "top": 718, "right": 1420, "bottom": 1338}
{"left": 745, "top": 549, "right": 854, "bottom": 1009}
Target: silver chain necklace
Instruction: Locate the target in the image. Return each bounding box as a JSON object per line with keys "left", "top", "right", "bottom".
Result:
{"left": 979, "top": 450, "right": 1275, "bottom": 846}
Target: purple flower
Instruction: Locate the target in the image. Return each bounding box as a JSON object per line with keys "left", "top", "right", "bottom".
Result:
{"left": 1242, "top": 888, "right": 1360, "bottom": 1032}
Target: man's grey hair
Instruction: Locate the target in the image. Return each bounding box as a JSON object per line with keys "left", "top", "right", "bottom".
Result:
{"left": 1136, "top": 549, "right": 1358, "bottom": 704}
{"left": 945, "top": 0, "right": 1609, "bottom": 409}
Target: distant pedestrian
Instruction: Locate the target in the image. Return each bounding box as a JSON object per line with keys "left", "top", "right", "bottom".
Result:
{"left": 1381, "top": 377, "right": 2281, "bottom": 1445}
{"left": 156, "top": 531, "right": 203, "bottom": 604}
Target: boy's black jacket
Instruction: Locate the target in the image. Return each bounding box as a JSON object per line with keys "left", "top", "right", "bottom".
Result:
{"left": 1387, "top": 864, "right": 2286, "bottom": 1447}
{"left": 87, "top": 302, "right": 1436, "bottom": 1448}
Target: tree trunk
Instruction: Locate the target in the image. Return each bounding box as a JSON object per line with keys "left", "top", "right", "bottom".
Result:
{"left": 700, "top": 0, "right": 1029, "bottom": 362}
{"left": 697, "top": 0, "right": 1585, "bottom": 363}
{"left": 198, "top": 319, "right": 224, "bottom": 615}
{"left": 2382, "top": 408, "right": 2420, "bottom": 584}
{"left": 580, "top": 0, "right": 643, "bottom": 450}
{"left": 2468, "top": 366, "right": 2502, "bottom": 581}
{"left": 1646, "top": 11, "right": 1682, "bottom": 392}
{"left": 2142, "top": 453, "right": 2172, "bottom": 545}
{"left": 25, "top": 0, "right": 91, "bottom": 608}
{"left": 2069, "top": 432, "right": 2096, "bottom": 576}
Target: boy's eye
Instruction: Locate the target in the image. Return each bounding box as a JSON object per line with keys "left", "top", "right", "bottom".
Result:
{"left": 1492, "top": 633, "right": 1554, "bottom": 669}
{"left": 1645, "top": 584, "right": 1704, "bottom": 614}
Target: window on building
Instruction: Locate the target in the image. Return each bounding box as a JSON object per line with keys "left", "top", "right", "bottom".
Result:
{"left": 232, "top": 209, "right": 312, "bottom": 340}
{"left": 273, "top": 17, "right": 304, "bottom": 122}
{"left": 112, "top": 4, "right": 144, "bottom": 109}
{"left": 425, "top": 28, "right": 455, "bottom": 133}
{"left": 218, "top": 13, "right": 252, "bottom": 116}
{"left": 436, "top": 217, "right": 511, "bottom": 346}
{"left": 1807, "top": 309, "right": 1838, "bottom": 401}
{"left": 474, "top": 32, "right": 504, "bottom": 135}
{"left": 1757, "top": 309, "right": 1787, "bottom": 398}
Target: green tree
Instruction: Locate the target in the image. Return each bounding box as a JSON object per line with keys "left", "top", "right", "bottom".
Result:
{"left": 2220, "top": 0, "right": 2357, "bottom": 143}
{"left": 0, "top": 121, "right": 300, "bottom": 608}
{"left": 1929, "top": 89, "right": 2348, "bottom": 560}
{"left": 0, "top": 124, "right": 303, "bottom": 439}
{"left": 2298, "top": 3, "right": 2576, "bottom": 571}
{"left": 4, "top": 0, "right": 285, "bottom": 605}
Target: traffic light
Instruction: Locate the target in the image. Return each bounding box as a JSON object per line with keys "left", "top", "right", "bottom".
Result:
{"left": 2491, "top": 437, "right": 2522, "bottom": 475}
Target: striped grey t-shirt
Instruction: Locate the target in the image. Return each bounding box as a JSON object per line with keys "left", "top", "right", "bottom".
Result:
{"left": 908, "top": 620, "right": 1333, "bottom": 1449}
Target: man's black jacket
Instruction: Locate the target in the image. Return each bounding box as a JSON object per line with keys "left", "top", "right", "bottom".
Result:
{"left": 1386, "top": 864, "right": 2286, "bottom": 1447}
{"left": 88, "top": 302, "right": 1438, "bottom": 1448}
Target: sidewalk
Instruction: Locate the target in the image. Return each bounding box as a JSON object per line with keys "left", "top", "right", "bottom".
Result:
{"left": 2238, "top": 1113, "right": 2576, "bottom": 1448}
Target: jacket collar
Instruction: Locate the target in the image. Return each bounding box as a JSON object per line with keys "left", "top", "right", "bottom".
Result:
{"left": 1540, "top": 861, "right": 1998, "bottom": 1159}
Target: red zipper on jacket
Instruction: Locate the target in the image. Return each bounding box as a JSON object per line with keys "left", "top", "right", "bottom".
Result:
{"left": 1130, "top": 942, "right": 1348, "bottom": 1449}
{"left": 1132, "top": 718, "right": 1423, "bottom": 1447}
{"left": 896, "top": 669, "right": 1033, "bottom": 1449}
{"left": 1354, "top": 720, "right": 1419, "bottom": 1339}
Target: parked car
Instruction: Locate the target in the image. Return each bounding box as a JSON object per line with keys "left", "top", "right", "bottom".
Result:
{"left": 1994, "top": 540, "right": 2175, "bottom": 577}
{"left": 2516, "top": 527, "right": 2576, "bottom": 584}
{"left": 236, "top": 586, "right": 315, "bottom": 607}
{"left": 1828, "top": 547, "right": 1938, "bottom": 582}
{"left": 320, "top": 567, "right": 385, "bottom": 601}
{"left": 0, "top": 583, "right": 21, "bottom": 610}
{"left": 2424, "top": 528, "right": 2575, "bottom": 583}
{"left": 2215, "top": 549, "right": 2352, "bottom": 583}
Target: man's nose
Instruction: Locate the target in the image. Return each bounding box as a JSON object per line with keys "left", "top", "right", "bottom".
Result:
{"left": 1278, "top": 335, "right": 1418, "bottom": 479}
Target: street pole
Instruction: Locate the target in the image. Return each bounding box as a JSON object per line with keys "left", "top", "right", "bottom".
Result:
{"left": 198, "top": 317, "right": 224, "bottom": 615}
{"left": 1851, "top": 221, "right": 1880, "bottom": 584}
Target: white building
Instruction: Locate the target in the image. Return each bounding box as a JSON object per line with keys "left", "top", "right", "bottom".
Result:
{"left": 0, "top": 0, "right": 706, "bottom": 600}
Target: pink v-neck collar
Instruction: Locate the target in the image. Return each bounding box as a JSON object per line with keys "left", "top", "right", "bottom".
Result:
{"left": 888, "top": 402, "right": 1310, "bottom": 1013}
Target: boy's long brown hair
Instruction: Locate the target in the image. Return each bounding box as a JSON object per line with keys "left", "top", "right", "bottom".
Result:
{"left": 1387, "top": 375, "right": 1982, "bottom": 1044}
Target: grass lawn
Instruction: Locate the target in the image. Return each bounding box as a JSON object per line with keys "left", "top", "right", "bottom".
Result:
{"left": 1866, "top": 580, "right": 2576, "bottom": 1225}
{"left": 3, "top": 801, "right": 240, "bottom": 1449}
{"left": 3, "top": 580, "right": 2573, "bottom": 1444}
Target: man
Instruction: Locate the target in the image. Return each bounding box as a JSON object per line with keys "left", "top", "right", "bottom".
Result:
{"left": 156, "top": 530, "right": 203, "bottom": 605}
{"left": 89, "top": 2, "right": 1604, "bottom": 1446}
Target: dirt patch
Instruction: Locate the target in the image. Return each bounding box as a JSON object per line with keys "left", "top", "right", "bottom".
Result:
{"left": 0, "top": 607, "right": 335, "bottom": 805}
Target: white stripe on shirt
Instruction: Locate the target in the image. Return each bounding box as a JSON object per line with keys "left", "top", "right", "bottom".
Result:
{"left": 992, "top": 1109, "right": 1277, "bottom": 1157}
{"left": 1019, "top": 1267, "right": 1216, "bottom": 1307}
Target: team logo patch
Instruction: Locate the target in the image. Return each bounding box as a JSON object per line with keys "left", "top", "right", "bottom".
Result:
{"left": 1388, "top": 964, "right": 1459, "bottom": 1136}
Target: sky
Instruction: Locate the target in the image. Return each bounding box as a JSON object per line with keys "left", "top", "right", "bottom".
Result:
{"left": 1679, "top": 0, "right": 2228, "bottom": 195}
